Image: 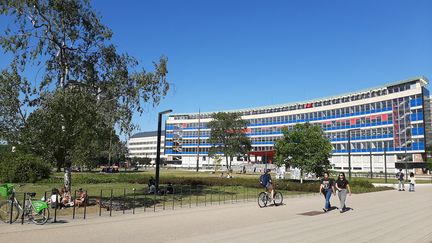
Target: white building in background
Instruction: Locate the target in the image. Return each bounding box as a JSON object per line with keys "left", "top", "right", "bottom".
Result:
{"left": 127, "top": 131, "right": 166, "bottom": 165}
{"left": 164, "top": 77, "right": 431, "bottom": 174}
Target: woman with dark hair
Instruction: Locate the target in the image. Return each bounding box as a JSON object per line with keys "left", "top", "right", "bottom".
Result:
{"left": 335, "top": 172, "right": 351, "bottom": 213}
{"left": 319, "top": 172, "right": 335, "bottom": 212}
{"left": 409, "top": 172, "right": 416, "bottom": 192}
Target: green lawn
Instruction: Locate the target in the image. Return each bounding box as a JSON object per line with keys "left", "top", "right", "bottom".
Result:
{"left": 1, "top": 182, "right": 310, "bottom": 219}
{"left": 0, "top": 169, "right": 401, "bottom": 221}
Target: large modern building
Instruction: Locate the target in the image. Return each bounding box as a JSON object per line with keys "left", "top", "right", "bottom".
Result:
{"left": 127, "top": 131, "right": 166, "bottom": 165}
{"left": 164, "top": 77, "right": 431, "bottom": 173}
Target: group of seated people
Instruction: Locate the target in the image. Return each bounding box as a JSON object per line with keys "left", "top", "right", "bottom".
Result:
{"left": 147, "top": 177, "right": 174, "bottom": 195}
{"left": 100, "top": 167, "right": 120, "bottom": 173}
{"left": 220, "top": 172, "right": 233, "bottom": 178}
{"left": 47, "top": 187, "right": 88, "bottom": 209}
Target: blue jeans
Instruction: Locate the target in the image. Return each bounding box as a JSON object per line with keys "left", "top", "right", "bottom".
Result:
{"left": 324, "top": 189, "right": 332, "bottom": 209}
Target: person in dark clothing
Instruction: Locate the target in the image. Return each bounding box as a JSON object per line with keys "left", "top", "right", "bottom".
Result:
{"left": 166, "top": 182, "right": 174, "bottom": 194}
{"left": 148, "top": 177, "right": 156, "bottom": 187}
{"left": 335, "top": 172, "right": 352, "bottom": 213}
{"left": 319, "top": 172, "right": 335, "bottom": 212}
{"left": 148, "top": 177, "right": 156, "bottom": 194}
{"left": 396, "top": 169, "right": 405, "bottom": 191}
{"left": 259, "top": 169, "right": 274, "bottom": 202}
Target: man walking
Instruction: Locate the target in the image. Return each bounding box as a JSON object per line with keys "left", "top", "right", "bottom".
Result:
{"left": 396, "top": 169, "right": 405, "bottom": 191}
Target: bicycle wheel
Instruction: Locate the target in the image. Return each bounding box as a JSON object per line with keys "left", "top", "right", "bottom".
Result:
{"left": 258, "top": 192, "right": 268, "bottom": 208}
{"left": 273, "top": 192, "right": 283, "bottom": 206}
{"left": 30, "top": 208, "right": 49, "bottom": 225}
{"left": 0, "top": 201, "right": 20, "bottom": 223}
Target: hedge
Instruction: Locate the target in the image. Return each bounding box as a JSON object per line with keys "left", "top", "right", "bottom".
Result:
{"left": 0, "top": 151, "right": 51, "bottom": 183}
{"left": 40, "top": 173, "right": 386, "bottom": 193}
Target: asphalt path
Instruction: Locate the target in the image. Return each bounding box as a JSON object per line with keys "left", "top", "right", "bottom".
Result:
{"left": 1, "top": 186, "right": 431, "bottom": 243}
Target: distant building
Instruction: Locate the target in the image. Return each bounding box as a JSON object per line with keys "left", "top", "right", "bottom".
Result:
{"left": 127, "top": 131, "right": 166, "bottom": 165}
{"left": 164, "top": 77, "right": 431, "bottom": 173}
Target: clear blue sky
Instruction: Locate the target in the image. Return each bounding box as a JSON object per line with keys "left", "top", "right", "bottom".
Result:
{"left": 1, "top": 0, "right": 431, "bottom": 137}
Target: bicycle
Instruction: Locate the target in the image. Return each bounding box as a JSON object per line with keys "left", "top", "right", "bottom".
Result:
{"left": 258, "top": 189, "right": 283, "bottom": 208}
{"left": 0, "top": 184, "right": 50, "bottom": 225}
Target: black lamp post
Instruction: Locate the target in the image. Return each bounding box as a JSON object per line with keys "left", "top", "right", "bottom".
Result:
{"left": 347, "top": 128, "right": 361, "bottom": 181}
{"left": 155, "top": 109, "right": 172, "bottom": 190}
{"left": 384, "top": 146, "right": 387, "bottom": 183}
{"left": 404, "top": 140, "right": 413, "bottom": 182}
{"left": 369, "top": 145, "right": 373, "bottom": 179}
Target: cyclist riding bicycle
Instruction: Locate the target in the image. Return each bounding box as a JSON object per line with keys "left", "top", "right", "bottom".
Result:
{"left": 259, "top": 169, "right": 274, "bottom": 203}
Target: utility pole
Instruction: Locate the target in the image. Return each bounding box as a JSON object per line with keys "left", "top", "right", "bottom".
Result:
{"left": 369, "top": 149, "right": 373, "bottom": 179}
{"left": 196, "top": 109, "right": 201, "bottom": 172}
{"left": 384, "top": 147, "right": 387, "bottom": 183}
{"left": 405, "top": 147, "right": 408, "bottom": 182}
{"left": 347, "top": 128, "right": 360, "bottom": 181}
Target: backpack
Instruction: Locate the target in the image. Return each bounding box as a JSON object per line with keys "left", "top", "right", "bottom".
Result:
{"left": 259, "top": 174, "right": 267, "bottom": 186}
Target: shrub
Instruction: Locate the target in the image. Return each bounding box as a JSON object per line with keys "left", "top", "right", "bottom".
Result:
{"left": 350, "top": 180, "right": 374, "bottom": 188}
{"left": 0, "top": 151, "right": 51, "bottom": 183}
{"left": 38, "top": 172, "right": 390, "bottom": 194}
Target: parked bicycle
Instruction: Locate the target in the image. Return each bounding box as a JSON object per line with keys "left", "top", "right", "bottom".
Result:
{"left": 258, "top": 190, "right": 283, "bottom": 208}
{"left": 0, "top": 184, "right": 50, "bottom": 225}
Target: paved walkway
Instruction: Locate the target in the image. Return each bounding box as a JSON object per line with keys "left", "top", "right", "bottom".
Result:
{"left": 1, "top": 186, "right": 431, "bottom": 243}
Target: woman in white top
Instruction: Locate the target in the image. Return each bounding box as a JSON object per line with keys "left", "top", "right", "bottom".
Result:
{"left": 409, "top": 172, "right": 416, "bottom": 192}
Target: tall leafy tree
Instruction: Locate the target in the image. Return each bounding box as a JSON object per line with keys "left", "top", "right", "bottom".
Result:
{"left": 208, "top": 112, "right": 251, "bottom": 170}
{"left": 274, "top": 123, "right": 333, "bottom": 182}
{"left": 0, "top": 0, "right": 169, "bottom": 189}
{"left": 21, "top": 89, "right": 116, "bottom": 172}
{"left": 0, "top": 66, "right": 29, "bottom": 143}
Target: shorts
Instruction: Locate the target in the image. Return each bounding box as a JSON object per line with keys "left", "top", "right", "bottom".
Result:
{"left": 265, "top": 183, "right": 273, "bottom": 191}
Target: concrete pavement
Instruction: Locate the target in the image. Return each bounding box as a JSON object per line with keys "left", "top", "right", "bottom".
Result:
{"left": 0, "top": 186, "right": 431, "bottom": 243}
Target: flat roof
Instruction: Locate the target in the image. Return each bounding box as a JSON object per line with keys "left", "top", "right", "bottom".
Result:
{"left": 130, "top": 131, "right": 165, "bottom": 138}
{"left": 169, "top": 76, "right": 428, "bottom": 117}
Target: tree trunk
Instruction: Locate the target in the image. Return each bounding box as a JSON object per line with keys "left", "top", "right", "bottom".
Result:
{"left": 64, "top": 158, "right": 72, "bottom": 191}
{"left": 300, "top": 169, "right": 303, "bottom": 184}
{"left": 225, "top": 155, "right": 229, "bottom": 170}
{"left": 64, "top": 167, "right": 71, "bottom": 191}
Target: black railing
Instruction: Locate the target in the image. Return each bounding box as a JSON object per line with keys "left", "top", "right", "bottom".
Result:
{"left": 2, "top": 184, "right": 278, "bottom": 225}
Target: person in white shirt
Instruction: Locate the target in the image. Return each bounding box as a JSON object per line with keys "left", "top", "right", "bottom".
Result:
{"left": 409, "top": 172, "right": 416, "bottom": 192}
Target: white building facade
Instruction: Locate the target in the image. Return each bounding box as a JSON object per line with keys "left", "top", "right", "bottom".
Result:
{"left": 164, "top": 77, "right": 431, "bottom": 173}
{"left": 127, "top": 131, "right": 166, "bottom": 165}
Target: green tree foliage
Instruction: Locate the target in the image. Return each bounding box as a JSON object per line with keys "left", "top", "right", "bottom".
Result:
{"left": 426, "top": 157, "right": 432, "bottom": 173}
{"left": 0, "top": 66, "right": 28, "bottom": 142}
{"left": 274, "top": 123, "right": 333, "bottom": 181}
{"left": 0, "top": 149, "right": 51, "bottom": 183}
{"left": 21, "top": 89, "right": 114, "bottom": 171}
{"left": 207, "top": 112, "right": 251, "bottom": 170}
{"left": 0, "top": 0, "right": 170, "bottom": 188}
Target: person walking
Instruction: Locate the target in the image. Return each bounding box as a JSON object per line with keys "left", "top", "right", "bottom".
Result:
{"left": 319, "top": 172, "right": 335, "bottom": 212}
{"left": 409, "top": 172, "right": 416, "bottom": 192}
{"left": 396, "top": 169, "right": 405, "bottom": 191}
{"left": 335, "top": 172, "right": 351, "bottom": 213}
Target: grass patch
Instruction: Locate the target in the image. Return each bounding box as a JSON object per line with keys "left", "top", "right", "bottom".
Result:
{"left": 22, "top": 171, "right": 394, "bottom": 194}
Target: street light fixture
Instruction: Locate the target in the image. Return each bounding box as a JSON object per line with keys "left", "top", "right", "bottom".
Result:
{"left": 155, "top": 109, "right": 172, "bottom": 190}
{"left": 347, "top": 128, "right": 361, "bottom": 181}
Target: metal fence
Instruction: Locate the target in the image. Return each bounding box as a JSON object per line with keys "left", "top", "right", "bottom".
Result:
{"left": 3, "top": 184, "right": 265, "bottom": 225}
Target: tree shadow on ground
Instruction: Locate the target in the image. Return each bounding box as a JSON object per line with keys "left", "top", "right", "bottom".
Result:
{"left": 89, "top": 185, "right": 242, "bottom": 211}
